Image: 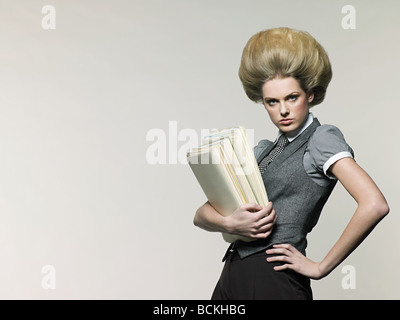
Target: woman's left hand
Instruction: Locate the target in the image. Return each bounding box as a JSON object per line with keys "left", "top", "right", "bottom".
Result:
{"left": 266, "top": 244, "right": 325, "bottom": 280}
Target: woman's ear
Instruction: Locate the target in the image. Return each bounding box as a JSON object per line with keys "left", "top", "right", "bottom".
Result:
{"left": 307, "top": 91, "right": 314, "bottom": 103}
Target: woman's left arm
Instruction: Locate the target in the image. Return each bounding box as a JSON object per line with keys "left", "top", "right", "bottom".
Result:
{"left": 266, "top": 157, "right": 390, "bottom": 279}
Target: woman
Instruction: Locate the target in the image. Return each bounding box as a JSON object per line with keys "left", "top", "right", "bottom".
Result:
{"left": 193, "top": 27, "right": 389, "bottom": 300}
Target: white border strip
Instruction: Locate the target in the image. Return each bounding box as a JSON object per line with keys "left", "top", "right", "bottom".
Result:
{"left": 323, "top": 151, "right": 354, "bottom": 178}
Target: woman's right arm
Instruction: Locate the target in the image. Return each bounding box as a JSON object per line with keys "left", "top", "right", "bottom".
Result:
{"left": 194, "top": 201, "right": 277, "bottom": 239}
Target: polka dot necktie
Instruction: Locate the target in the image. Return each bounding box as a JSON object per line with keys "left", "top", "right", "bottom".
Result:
{"left": 258, "top": 134, "right": 289, "bottom": 175}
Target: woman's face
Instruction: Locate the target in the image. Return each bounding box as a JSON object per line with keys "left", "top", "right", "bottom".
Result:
{"left": 262, "top": 77, "right": 314, "bottom": 135}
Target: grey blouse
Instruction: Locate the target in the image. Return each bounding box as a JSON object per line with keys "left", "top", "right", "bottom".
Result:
{"left": 254, "top": 124, "right": 354, "bottom": 187}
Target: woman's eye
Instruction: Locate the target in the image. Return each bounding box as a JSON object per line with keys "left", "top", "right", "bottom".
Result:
{"left": 266, "top": 99, "right": 277, "bottom": 106}
{"left": 288, "top": 95, "right": 298, "bottom": 101}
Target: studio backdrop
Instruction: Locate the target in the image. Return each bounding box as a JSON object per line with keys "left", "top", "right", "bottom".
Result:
{"left": 0, "top": 0, "right": 398, "bottom": 299}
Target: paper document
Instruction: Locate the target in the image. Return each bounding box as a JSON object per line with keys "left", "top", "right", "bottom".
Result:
{"left": 187, "top": 126, "right": 268, "bottom": 243}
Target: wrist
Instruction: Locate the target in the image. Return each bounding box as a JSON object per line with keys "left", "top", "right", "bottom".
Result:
{"left": 222, "top": 215, "right": 234, "bottom": 234}
{"left": 317, "top": 261, "right": 332, "bottom": 280}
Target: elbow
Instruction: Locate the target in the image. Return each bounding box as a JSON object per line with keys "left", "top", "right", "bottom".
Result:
{"left": 370, "top": 198, "right": 390, "bottom": 221}
{"left": 193, "top": 208, "right": 201, "bottom": 227}
{"left": 193, "top": 215, "right": 198, "bottom": 227}
{"left": 379, "top": 202, "right": 390, "bottom": 219}
{"left": 194, "top": 201, "right": 209, "bottom": 228}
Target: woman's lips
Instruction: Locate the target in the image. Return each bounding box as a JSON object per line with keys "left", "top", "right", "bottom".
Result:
{"left": 280, "top": 118, "right": 293, "bottom": 125}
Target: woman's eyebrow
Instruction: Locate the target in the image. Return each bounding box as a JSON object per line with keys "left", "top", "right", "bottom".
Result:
{"left": 285, "top": 91, "right": 300, "bottom": 98}
{"left": 264, "top": 91, "right": 300, "bottom": 100}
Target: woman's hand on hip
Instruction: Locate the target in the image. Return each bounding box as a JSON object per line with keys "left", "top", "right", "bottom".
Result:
{"left": 266, "top": 244, "right": 325, "bottom": 280}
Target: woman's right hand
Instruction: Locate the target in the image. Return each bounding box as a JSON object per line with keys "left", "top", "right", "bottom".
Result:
{"left": 224, "top": 202, "right": 277, "bottom": 239}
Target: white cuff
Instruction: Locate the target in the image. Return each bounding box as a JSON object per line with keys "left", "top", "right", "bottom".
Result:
{"left": 323, "top": 151, "right": 354, "bottom": 179}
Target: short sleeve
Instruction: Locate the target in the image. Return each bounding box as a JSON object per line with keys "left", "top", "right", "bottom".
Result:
{"left": 304, "top": 125, "right": 354, "bottom": 185}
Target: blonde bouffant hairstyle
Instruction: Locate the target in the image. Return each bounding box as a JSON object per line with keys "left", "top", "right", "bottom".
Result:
{"left": 238, "top": 27, "right": 332, "bottom": 107}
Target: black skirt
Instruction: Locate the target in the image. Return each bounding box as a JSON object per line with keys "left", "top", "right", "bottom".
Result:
{"left": 211, "top": 249, "right": 313, "bottom": 300}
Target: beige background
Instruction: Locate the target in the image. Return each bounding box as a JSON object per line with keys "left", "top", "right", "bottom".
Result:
{"left": 0, "top": 0, "right": 398, "bottom": 299}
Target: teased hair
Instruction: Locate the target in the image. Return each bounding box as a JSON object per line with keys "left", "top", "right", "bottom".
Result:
{"left": 238, "top": 27, "right": 332, "bottom": 106}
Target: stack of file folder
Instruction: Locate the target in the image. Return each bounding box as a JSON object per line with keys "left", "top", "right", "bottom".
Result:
{"left": 187, "top": 126, "right": 269, "bottom": 243}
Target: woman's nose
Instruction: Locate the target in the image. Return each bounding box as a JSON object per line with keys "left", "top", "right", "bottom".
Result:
{"left": 280, "top": 103, "right": 289, "bottom": 116}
